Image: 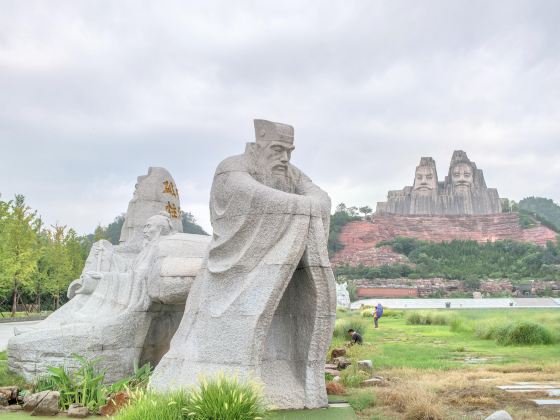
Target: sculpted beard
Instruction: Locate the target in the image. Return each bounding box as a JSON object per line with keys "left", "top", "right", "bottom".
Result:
{"left": 248, "top": 144, "right": 296, "bottom": 193}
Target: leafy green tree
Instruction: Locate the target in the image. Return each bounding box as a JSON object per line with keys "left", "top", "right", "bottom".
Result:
{"left": 0, "top": 195, "right": 40, "bottom": 315}
{"left": 519, "top": 197, "right": 560, "bottom": 231}
{"left": 181, "top": 211, "right": 209, "bottom": 235}
{"left": 359, "top": 206, "right": 373, "bottom": 219}
{"left": 93, "top": 224, "right": 109, "bottom": 242}
{"left": 105, "top": 214, "right": 125, "bottom": 245}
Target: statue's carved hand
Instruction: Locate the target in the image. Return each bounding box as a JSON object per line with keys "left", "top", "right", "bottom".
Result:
{"left": 74, "top": 271, "right": 103, "bottom": 295}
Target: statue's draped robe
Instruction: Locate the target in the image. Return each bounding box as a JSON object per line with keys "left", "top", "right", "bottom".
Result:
{"left": 9, "top": 241, "right": 159, "bottom": 382}
{"left": 151, "top": 147, "right": 336, "bottom": 409}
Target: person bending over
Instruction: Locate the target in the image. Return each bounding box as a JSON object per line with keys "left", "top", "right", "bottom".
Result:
{"left": 347, "top": 329, "right": 363, "bottom": 345}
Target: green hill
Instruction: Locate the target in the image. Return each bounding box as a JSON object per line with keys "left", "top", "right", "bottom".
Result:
{"left": 519, "top": 197, "right": 560, "bottom": 232}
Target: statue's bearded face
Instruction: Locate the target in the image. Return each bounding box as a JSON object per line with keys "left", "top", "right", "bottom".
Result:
{"left": 258, "top": 141, "right": 295, "bottom": 174}
{"left": 413, "top": 166, "right": 437, "bottom": 193}
{"left": 452, "top": 163, "right": 473, "bottom": 191}
{"left": 142, "top": 215, "right": 170, "bottom": 245}
{"left": 252, "top": 141, "right": 296, "bottom": 193}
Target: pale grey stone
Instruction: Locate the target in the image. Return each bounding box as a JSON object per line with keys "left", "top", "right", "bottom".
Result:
{"left": 67, "top": 403, "right": 89, "bottom": 418}
{"left": 150, "top": 120, "right": 336, "bottom": 410}
{"left": 532, "top": 399, "right": 560, "bottom": 406}
{"left": 8, "top": 168, "right": 210, "bottom": 383}
{"left": 23, "top": 390, "right": 60, "bottom": 416}
{"left": 361, "top": 377, "right": 383, "bottom": 387}
{"left": 485, "top": 410, "right": 513, "bottom": 420}
{"left": 376, "top": 151, "right": 502, "bottom": 215}
{"left": 358, "top": 360, "right": 373, "bottom": 370}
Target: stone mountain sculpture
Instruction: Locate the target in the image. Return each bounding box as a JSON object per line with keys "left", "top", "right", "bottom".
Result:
{"left": 376, "top": 151, "right": 501, "bottom": 215}
{"left": 8, "top": 168, "right": 210, "bottom": 383}
{"left": 150, "top": 119, "right": 337, "bottom": 409}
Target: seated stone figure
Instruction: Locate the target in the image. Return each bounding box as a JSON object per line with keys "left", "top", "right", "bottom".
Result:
{"left": 150, "top": 119, "right": 336, "bottom": 410}
{"left": 9, "top": 172, "right": 210, "bottom": 383}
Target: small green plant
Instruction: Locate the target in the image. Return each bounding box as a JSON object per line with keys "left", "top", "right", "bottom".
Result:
{"left": 347, "top": 389, "right": 376, "bottom": 412}
{"left": 114, "top": 389, "right": 189, "bottom": 420}
{"left": 34, "top": 354, "right": 153, "bottom": 413}
{"left": 340, "top": 362, "right": 370, "bottom": 388}
{"left": 183, "top": 373, "right": 266, "bottom": 420}
{"left": 35, "top": 354, "right": 106, "bottom": 411}
{"left": 109, "top": 361, "right": 153, "bottom": 393}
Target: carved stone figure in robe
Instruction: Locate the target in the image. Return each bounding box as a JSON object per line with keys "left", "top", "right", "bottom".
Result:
{"left": 150, "top": 119, "right": 336, "bottom": 410}
{"left": 8, "top": 169, "right": 210, "bottom": 383}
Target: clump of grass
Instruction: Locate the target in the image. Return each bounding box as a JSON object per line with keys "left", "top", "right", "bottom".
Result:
{"left": 333, "top": 318, "right": 369, "bottom": 339}
{"left": 0, "top": 352, "right": 27, "bottom": 388}
{"left": 114, "top": 389, "right": 189, "bottom": 420}
{"left": 347, "top": 389, "right": 375, "bottom": 412}
{"left": 340, "top": 362, "right": 370, "bottom": 388}
{"left": 449, "top": 317, "right": 472, "bottom": 333}
{"left": 477, "top": 321, "right": 555, "bottom": 345}
{"left": 406, "top": 312, "right": 452, "bottom": 326}
{"left": 382, "top": 384, "right": 444, "bottom": 420}
{"left": 184, "top": 373, "right": 266, "bottom": 420}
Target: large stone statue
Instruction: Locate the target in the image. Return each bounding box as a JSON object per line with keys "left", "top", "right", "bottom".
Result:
{"left": 336, "top": 282, "right": 351, "bottom": 309}
{"left": 150, "top": 119, "right": 336, "bottom": 410}
{"left": 376, "top": 151, "right": 501, "bottom": 215}
{"left": 8, "top": 168, "right": 210, "bottom": 383}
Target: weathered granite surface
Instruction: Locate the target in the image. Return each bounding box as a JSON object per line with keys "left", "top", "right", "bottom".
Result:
{"left": 150, "top": 119, "right": 336, "bottom": 410}
{"left": 120, "top": 167, "right": 183, "bottom": 246}
{"left": 377, "top": 151, "right": 502, "bottom": 215}
{"left": 8, "top": 169, "right": 210, "bottom": 383}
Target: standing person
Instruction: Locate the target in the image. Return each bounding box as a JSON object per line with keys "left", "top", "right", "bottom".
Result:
{"left": 372, "top": 303, "right": 383, "bottom": 328}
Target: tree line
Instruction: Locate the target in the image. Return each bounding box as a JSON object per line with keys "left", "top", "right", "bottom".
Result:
{"left": 0, "top": 195, "right": 208, "bottom": 316}
{"left": 336, "top": 236, "right": 560, "bottom": 282}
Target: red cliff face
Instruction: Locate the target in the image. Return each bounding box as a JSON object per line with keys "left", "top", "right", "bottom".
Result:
{"left": 331, "top": 213, "right": 557, "bottom": 267}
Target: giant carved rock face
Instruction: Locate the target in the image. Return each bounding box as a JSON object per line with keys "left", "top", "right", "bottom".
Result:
{"left": 452, "top": 163, "right": 473, "bottom": 191}
{"left": 413, "top": 166, "right": 437, "bottom": 193}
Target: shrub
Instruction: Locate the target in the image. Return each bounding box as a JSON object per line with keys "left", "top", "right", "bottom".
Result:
{"left": 183, "top": 373, "right": 266, "bottom": 420}
{"left": 347, "top": 389, "right": 375, "bottom": 412}
{"left": 114, "top": 389, "right": 189, "bottom": 420}
{"left": 476, "top": 321, "right": 555, "bottom": 345}
{"left": 34, "top": 354, "right": 153, "bottom": 413}
{"left": 340, "top": 363, "right": 370, "bottom": 388}
{"left": 35, "top": 354, "right": 106, "bottom": 411}
{"left": 326, "top": 381, "right": 346, "bottom": 395}
{"left": 333, "top": 318, "right": 369, "bottom": 339}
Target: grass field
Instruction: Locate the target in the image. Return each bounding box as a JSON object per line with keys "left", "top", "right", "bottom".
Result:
{"left": 1, "top": 308, "right": 559, "bottom": 419}
{"left": 331, "top": 307, "right": 560, "bottom": 419}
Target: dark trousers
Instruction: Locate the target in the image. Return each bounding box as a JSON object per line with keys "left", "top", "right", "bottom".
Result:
{"left": 374, "top": 317, "right": 379, "bottom": 328}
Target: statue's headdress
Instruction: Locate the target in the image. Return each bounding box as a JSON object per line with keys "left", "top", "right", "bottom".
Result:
{"left": 254, "top": 119, "right": 294, "bottom": 145}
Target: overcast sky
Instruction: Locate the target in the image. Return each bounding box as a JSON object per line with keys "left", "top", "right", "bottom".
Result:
{"left": 1, "top": 0, "right": 559, "bottom": 234}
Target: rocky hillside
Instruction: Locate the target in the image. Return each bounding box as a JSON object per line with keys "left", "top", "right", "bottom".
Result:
{"left": 331, "top": 213, "right": 557, "bottom": 267}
